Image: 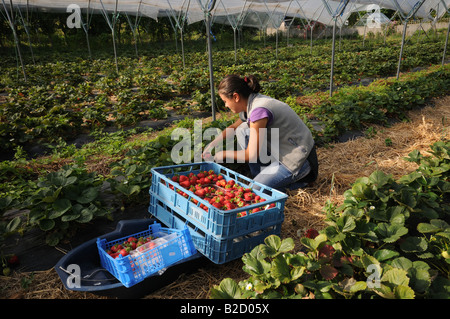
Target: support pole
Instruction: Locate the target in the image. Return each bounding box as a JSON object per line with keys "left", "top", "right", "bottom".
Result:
{"left": 99, "top": 0, "right": 119, "bottom": 73}
{"left": 85, "top": 0, "right": 92, "bottom": 59}
{"left": 2, "top": 0, "right": 27, "bottom": 81}
{"left": 204, "top": 0, "right": 217, "bottom": 121}
{"left": 233, "top": 27, "right": 237, "bottom": 62}
{"left": 442, "top": 18, "right": 450, "bottom": 66}
{"left": 112, "top": 0, "right": 119, "bottom": 73}
{"left": 392, "top": 0, "right": 426, "bottom": 80}
{"left": 330, "top": 18, "right": 337, "bottom": 97}
{"left": 327, "top": 0, "right": 349, "bottom": 97}
{"left": 442, "top": 0, "right": 450, "bottom": 67}
{"left": 396, "top": 20, "right": 408, "bottom": 79}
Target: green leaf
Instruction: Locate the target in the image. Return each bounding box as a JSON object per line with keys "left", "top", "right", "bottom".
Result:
{"left": 210, "top": 278, "right": 241, "bottom": 299}
{"left": 42, "top": 187, "right": 62, "bottom": 203}
{"left": 382, "top": 268, "right": 410, "bottom": 287}
{"left": 400, "top": 236, "right": 428, "bottom": 253}
{"left": 271, "top": 255, "right": 292, "bottom": 284}
{"left": 399, "top": 188, "right": 417, "bottom": 210}
{"left": 125, "top": 164, "right": 137, "bottom": 176}
{"left": 76, "top": 207, "right": 94, "bottom": 223}
{"left": 61, "top": 210, "right": 81, "bottom": 222}
{"left": 350, "top": 281, "right": 368, "bottom": 293}
{"left": 290, "top": 266, "right": 305, "bottom": 281}
{"left": 373, "top": 249, "right": 400, "bottom": 261}
{"left": 394, "top": 285, "right": 415, "bottom": 299}
{"left": 376, "top": 223, "right": 408, "bottom": 243}
{"left": 391, "top": 257, "right": 413, "bottom": 271}
{"left": 300, "top": 233, "right": 327, "bottom": 251}
{"left": 352, "top": 181, "right": 370, "bottom": 199}
{"left": 408, "top": 266, "right": 431, "bottom": 293}
{"left": 242, "top": 253, "right": 270, "bottom": 276}
{"left": 49, "top": 198, "right": 72, "bottom": 219}
{"left": 417, "top": 219, "right": 449, "bottom": 233}
{"left": 369, "top": 170, "right": 392, "bottom": 187}
{"left": 6, "top": 216, "right": 21, "bottom": 233}
{"left": 115, "top": 184, "right": 140, "bottom": 197}
{"left": 388, "top": 206, "right": 406, "bottom": 225}
{"left": 338, "top": 215, "right": 356, "bottom": 233}
{"left": 39, "top": 218, "right": 55, "bottom": 231}
{"left": 77, "top": 187, "right": 99, "bottom": 204}
{"left": 45, "top": 232, "right": 62, "bottom": 246}
{"left": 262, "top": 235, "right": 295, "bottom": 257}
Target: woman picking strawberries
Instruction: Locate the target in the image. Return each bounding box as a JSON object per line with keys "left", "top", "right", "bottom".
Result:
{"left": 202, "top": 74, "right": 318, "bottom": 191}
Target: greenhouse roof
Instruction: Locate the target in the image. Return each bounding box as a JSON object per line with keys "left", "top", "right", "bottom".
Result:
{"left": 2, "top": 0, "right": 450, "bottom": 28}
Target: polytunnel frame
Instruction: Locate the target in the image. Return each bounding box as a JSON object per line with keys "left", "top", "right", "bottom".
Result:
{"left": 165, "top": 0, "right": 191, "bottom": 69}
{"left": 1, "top": 0, "right": 450, "bottom": 112}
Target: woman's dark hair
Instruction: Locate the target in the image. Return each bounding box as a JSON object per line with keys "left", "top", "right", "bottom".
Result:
{"left": 218, "top": 74, "right": 261, "bottom": 99}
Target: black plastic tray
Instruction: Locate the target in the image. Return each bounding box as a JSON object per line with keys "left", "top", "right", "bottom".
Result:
{"left": 54, "top": 218, "right": 207, "bottom": 299}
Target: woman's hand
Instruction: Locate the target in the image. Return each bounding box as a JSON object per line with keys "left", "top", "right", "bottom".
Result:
{"left": 202, "top": 144, "right": 215, "bottom": 161}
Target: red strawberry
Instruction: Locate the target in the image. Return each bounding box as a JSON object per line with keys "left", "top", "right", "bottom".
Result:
{"left": 224, "top": 201, "right": 235, "bottom": 210}
{"left": 179, "top": 175, "right": 188, "bottom": 182}
{"left": 180, "top": 180, "right": 191, "bottom": 188}
{"left": 110, "top": 244, "right": 122, "bottom": 253}
{"left": 7, "top": 255, "right": 19, "bottom": 267}
{"left": 119, "top": 248, "right": 130, "bottom": 257}
{"left": 197, "top": 172, "right": 205, "bottom": 179}
{"left": 305, "top": 228, "right": 319, "bottom": 239}
{"left": 237, "top": 211, "right": 247, "bottom": 218}
{"left": 195, "top": 189, "right": 206, "bottom": 197}
{"left": 244, "top": 192, "right": 254, "bottom": 201}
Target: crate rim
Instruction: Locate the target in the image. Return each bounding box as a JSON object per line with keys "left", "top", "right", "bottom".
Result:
{"left": 150, "top": 162, "right": 289, "bottom": 203}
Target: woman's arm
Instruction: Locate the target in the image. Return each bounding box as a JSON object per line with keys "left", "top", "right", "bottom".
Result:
{"left": 215, "top": 118, "right": 268, "bottom": 163}
{"left": 202, "top": 118, "right": 243, "bottom": 159}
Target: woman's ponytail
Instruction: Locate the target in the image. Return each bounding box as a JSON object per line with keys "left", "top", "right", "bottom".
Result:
{"left": 244, "top": 75, "right": 261, "bottom": 94}
{"left": 218, "top": 74, "right": 261, "bottom": 98}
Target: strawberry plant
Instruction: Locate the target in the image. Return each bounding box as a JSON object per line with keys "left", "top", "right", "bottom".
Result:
{"left": 24, "top": 165, "right": 111, "bottom": 246}
{"left": 211, "top": 140, "right": 450, "bottom": 299}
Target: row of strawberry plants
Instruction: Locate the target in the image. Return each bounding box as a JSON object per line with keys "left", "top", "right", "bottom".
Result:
{"left": 308, "top": 64, "right": 450, "bottom": 144}
{"left": 210, "top": 140, "right": 450, "bottom": 299}
{"left": 1, "top": 35, "right": 448, "bottom": 154}
{"left": 0, "top": 117, "right": 235, "bottom": 246}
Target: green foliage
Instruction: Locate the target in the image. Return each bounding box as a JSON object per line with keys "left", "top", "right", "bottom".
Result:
{"left": 25, "top": 165, "right": 110, "bottom": 246}
{"left": 1, "top": 34, "right": 449, "bottom": 153}
{"left": 211, "top": 140, "right": 450, "bottom": 299}
{"left": 311, "top": 66, "right": 450, "bottom": 144}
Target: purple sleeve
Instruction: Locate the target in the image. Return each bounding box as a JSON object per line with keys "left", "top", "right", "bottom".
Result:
{"left": 249, "top": 107, "right": 273, "bottom": 126}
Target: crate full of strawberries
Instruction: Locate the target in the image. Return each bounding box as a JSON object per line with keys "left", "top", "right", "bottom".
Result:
{"left": 149, "top": 162, "right": 288, "bottom": 239}
{"left": 96, "top": 221, "right": 196, "bottom": 288}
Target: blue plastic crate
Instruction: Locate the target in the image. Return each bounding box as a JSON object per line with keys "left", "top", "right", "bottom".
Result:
{"left": 150, "top": 199, "right": 282, "bottom": 264}
{"left": 149, "top": 162, "right": 287, "bottom": 239}
{"left": 96, "top": 222, "right": 197, "bottom": 288}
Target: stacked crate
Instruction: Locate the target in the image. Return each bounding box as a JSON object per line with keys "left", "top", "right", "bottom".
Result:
{"left": 148, "top": 162, "right": 288, "bottom": 264}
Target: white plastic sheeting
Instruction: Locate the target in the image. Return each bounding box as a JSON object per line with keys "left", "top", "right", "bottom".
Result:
{"left": 2, "top": 0, "right": 450, "bottom": 28}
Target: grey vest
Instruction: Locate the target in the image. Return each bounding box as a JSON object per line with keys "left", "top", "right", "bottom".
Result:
{"left": 246, "top": 93, "right": 315, "bottom": 174}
